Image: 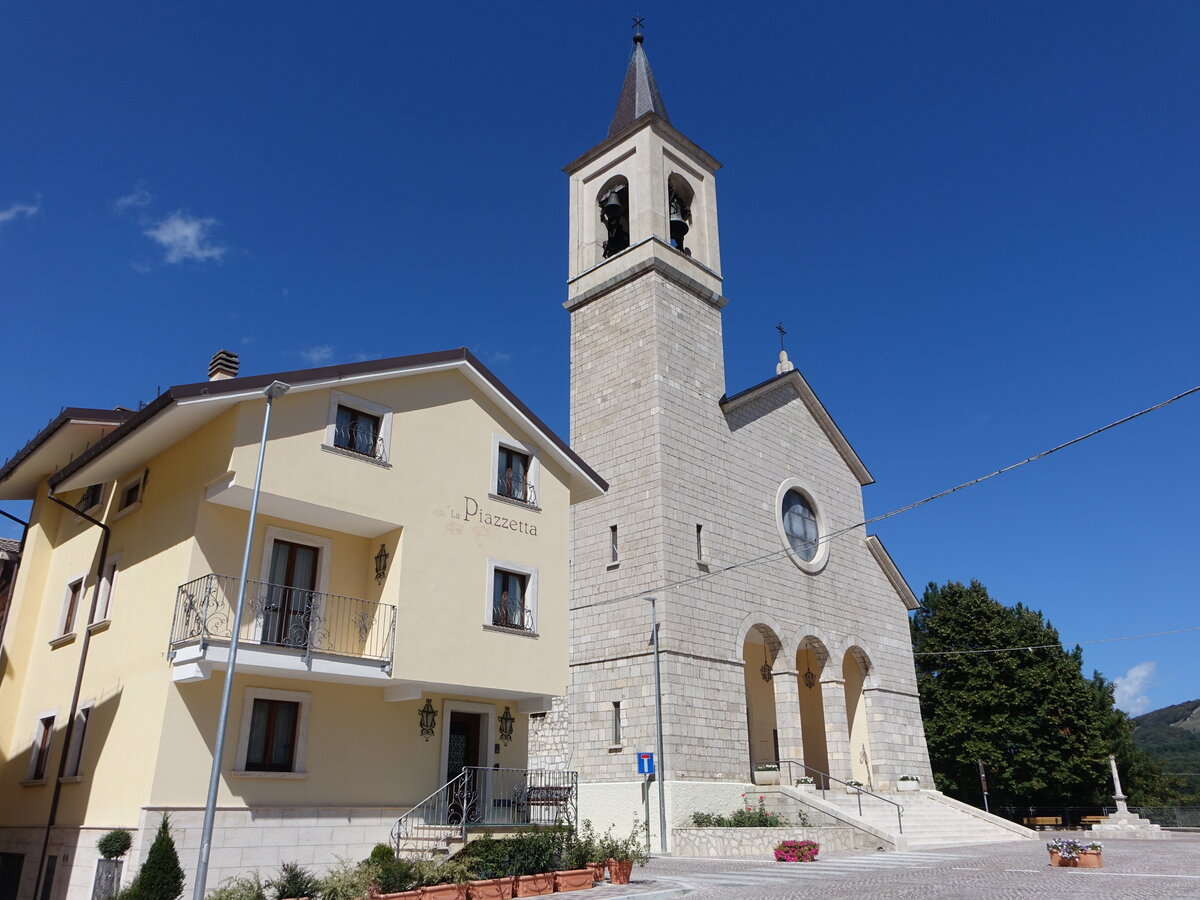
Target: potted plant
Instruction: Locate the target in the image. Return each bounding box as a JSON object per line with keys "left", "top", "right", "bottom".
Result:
{"left": 367, "top": 845, "right": 425, "bottom": 899}
{"left": 844, "top": 779, "right": 865, "bottom": 794}
{"left": 752, "top": 762, "right": 780, "bottom": 785}
{"left": 95, "top": 829, "right": 133, "bottom": 900}
{"left": 793, "top": 776, "right": 816, "bottom": 792}
{"left": 561, "top": 820, "right": 604, "bottom": 885}
{"left": 419, "top": 860, "right": 474, "bottom": 899}
{"left": 773, "top": 840, "right": 820, "bottom": 863}
{"left": 507, "top": 828, "right": 558, "bottom": 897}
{"left": 599, "top": 820, "right": 650, "bottom": 886}
{"left": 1046, "top": 839, "right": 1103, "bottom": 868}
{"left": 896, "top": 774, "right": 920, "bottom": 792}
{"left": 270, "top": 862, "right": 321, "bottom": 900}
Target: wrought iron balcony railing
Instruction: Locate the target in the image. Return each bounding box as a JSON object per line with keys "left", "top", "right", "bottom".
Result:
{"left": 495, "top": 473, "right": 536, "bottom": 506}
{"left": 170, "top": 573, "right": 396, "bottom": 667}
{"left": 331, "top": 423, "right": 388, "bottom": 463}
{"left": 491, "top": 603, "right": 536, "bottom": 634}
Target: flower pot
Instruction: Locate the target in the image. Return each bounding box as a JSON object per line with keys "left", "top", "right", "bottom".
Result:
{"left": 376, "top": 893, "right": 420, "bottom": 900}
{"left": 1048, "top": 851, "right": 1075, "bottom": 868}
{"left": 553, "top": 870, "right": 594, "bottom": 893}
{"left": 844, "top": 785, "right": 863, "bottom": 794}
{"left": 468, "top": 878, "right": 514, "bottom": 900}
{"left": 1077, "top": 850, "right": 1103, "bottom": 869}
{"left": 587, "top": 863, "right": 605, "bottom": 883}
{"left": 896, "top": 780, "right": 919, "bottom": 792}
{"left": 752, "top": 770, "right": 780, "bottom": 785}
{"left": 420, "top": 885, "right": 468, "bottom": 900}
{"left": 795, "top": 782, "right": 816, "bottom": 792}
{"left": 512, "top": 874, "right": 554, "bottom": 897}
{"left": 607, "top": 859, "right": 633, "bottom": 885}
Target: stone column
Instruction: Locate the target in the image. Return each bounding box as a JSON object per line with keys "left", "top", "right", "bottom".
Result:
{"left": 772, "top": 670, "right": 805, "bottom": 770}
{"left": 820, "top": 676, "right": 852, "bottom": 782}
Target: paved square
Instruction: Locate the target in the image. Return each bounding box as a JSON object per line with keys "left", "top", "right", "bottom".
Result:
{"left": 588, "top": 832, "right": 1200, "bottom": 899}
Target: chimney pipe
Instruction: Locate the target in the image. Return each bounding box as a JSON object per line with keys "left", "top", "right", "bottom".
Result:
{"left": 208, "top": 350, "right": 239, "bottom": 381}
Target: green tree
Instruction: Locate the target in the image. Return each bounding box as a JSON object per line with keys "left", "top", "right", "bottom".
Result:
{"left": 912, "top": 580, "right": 1140, "bottom": 807}
{"left": 125, "top": 813, "right": 185, "bottom": 900}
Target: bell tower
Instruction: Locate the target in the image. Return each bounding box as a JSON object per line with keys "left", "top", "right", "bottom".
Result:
{"left": 565, "top": 32, "right": 723, "bottom": 305}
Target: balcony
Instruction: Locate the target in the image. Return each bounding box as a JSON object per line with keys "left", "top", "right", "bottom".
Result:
{"left": 169, "top": 573, "right": 396, "bottom": 685}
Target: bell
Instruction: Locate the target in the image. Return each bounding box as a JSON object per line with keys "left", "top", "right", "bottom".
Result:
{"left": 600, "top": 189, "right": 625, "bottom": 224}
{"left": 670, "top": 209, "right": 689, "bottom": 247}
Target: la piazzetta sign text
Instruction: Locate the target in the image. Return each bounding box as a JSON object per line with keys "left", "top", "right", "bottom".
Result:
{"left": 454, "top": 496, "right": 538, "bottom": 536}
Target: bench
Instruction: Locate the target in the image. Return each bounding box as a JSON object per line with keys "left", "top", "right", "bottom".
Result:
{"left": 1080, "top": 816, "right": 1105, "bottom": 828}
{"left": 520, "top": 785, "right": 574, "bottom": 824}
{"left": 1023, "top": 816, "right": 1062, "bottom": 829}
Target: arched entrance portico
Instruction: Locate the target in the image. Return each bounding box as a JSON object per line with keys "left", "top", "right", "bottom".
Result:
{"left": 742, "top": 625, "right": 781, "bottom": 768}
{"left": 797, "top": 639, "right": 830, "bottom": 784}
{"left": 843, "top": 647, "right": 873, "bottom": 787}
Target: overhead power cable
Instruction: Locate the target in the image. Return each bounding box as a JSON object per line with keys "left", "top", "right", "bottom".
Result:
{"left": 913, "top": 625, "right": 1200, "bottom": 658}
{"left": 571, "top": 383, "right": 1200, "bottom": 612}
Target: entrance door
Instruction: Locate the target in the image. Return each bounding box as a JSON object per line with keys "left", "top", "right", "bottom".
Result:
{"left": 263, "top": 540, "right": 318, "bottom": 647}
{"left": 447, "top": 712, "right": 484, "bottom": 824}
{"left": 0, "top": 853, "right": 24, "bottom": 900}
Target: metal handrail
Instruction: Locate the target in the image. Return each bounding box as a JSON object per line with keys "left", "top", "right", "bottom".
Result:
{"left": 776, "top": 759, "right": 904, "bottom": 834}
{"left": 391, "top": 766, "right": 578, "bottom": 858}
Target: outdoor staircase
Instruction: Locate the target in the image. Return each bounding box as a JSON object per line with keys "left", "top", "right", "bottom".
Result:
{"left": 760, "top": 787, "right": 1035, "bottom": 850}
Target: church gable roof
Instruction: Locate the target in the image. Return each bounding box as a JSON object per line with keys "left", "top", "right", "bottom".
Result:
{"left": 866, "top": 535, "right": 920, "bottom": 610}
{"left": 720, "top": 370, "right": 874, "bottom": 486}
{"left": 608, "top": 34, "right": 671, "bottom": 137}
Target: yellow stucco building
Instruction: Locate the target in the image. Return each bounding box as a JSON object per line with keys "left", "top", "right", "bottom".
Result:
{"left": 0, "top": 348, "right": 605, "bottom": 900}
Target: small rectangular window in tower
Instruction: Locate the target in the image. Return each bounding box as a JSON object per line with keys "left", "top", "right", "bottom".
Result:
{"left": 610, "top": 525, "right": 619, "bottom": 564}
{"left": 696, "top": 524, "right": 705, "bottom": 562}
{"left": 611, "top": 701, "right": 622, "bottom": 746}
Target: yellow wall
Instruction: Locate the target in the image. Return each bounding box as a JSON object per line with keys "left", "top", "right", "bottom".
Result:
{"left": 0, "top": 369, "right": 579, "bottom": 831}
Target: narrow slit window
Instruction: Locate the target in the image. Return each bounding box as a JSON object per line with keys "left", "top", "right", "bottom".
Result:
{"left": 611, "top": 701, "right": 622, "bottom": 745}
{"left": 610, "top": 525, "right": 619, "bottom": 564}
{"left": 60, "top": 579, "right": 83, "bottom": 636}
{"left": 696, "top": 524, "right": 704, "bottom": 561}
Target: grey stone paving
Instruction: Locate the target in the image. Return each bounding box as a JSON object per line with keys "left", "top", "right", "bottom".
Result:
{"left": 585, "top": 831, "right": 1200, "bottom": 899}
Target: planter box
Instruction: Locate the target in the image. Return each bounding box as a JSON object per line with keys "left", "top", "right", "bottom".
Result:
{"left": 587, "top": 863, "right": 605, "bottom": 883}
{"left": 553, "top": 870, "right": 594, "bottom": 892}
{"left": 419, "top": 885, "right": 468, "bottom": 900}
{"left": 752, "top": 770, "right": 780, "bottom": 785}
{"left": 467, "top": 878, "right": 514, "bottom": 900}
{"left": 1049, "top": 850, "right": 1103, "bottom": 869}
{"left": 606, "top": 859, "right": 633, "bottom": 885}
{"left": 375, "top": 893, "right": 420, "bottom": 900}
{"left": 896, "top": 780, "right": 920, "bottom": 792}
{"left": 844, "top": 786, "right": 864, "bottom": 794}
{"left": 794, "top": 782, "right": 816, "bottom": 791}
{"left": 512, "top": 874, "right": 554, "bottom": 897}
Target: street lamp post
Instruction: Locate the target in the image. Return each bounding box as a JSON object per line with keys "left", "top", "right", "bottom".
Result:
{"left": 193, "top": 381, "right": 290, "bottom": 900}
{"left": 645, "top": 596, "right": 667, "bottom": 853}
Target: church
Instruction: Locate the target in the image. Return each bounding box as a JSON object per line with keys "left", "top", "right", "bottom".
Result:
{"left": 533, "top": 30, "right": 953, "bottom": 843}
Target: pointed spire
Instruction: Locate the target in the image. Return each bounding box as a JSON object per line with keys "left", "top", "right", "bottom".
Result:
{"left": 608, "top": 31, "right": 671, "bottom": 137}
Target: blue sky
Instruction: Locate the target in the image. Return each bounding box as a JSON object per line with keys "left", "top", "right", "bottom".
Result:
{"left": 2, "top": 2, "right": 1197, "bottom": 714}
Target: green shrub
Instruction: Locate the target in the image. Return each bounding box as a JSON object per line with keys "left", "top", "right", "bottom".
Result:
{"left": 269, "top": 863, "right": 320, "bottom": 900}
{"left": 504, "top": 827, "right": 564, "bottom": 877}
{"left": 561, "top": 820, "right": 602, "bottom": 870}
{"left": 597, "top": 819, "right": 649, "bottom": 866}
{"left": 362, "top": 846, "right": 421, "bottom": 895}
{"left": 316, "top": 858, "right": 374, "bottom": 900}
{"left": 456, "top": 833, "right": 510, "bottom": 880}
{"left": 98, "top": 830, "right": 133, "bottom": 861}
{"left": 420, "top": 860, "right": 475, "bottom": 886}
{"left": 126, "top": 813, "right": 185, "bottom": 900}
{"left": 206, "top": 872, "right": 267, "bottom": 900}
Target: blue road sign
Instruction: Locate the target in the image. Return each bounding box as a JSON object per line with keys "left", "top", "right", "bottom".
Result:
{"left": 637, "top": 752, "right": 655, "bottom": 775}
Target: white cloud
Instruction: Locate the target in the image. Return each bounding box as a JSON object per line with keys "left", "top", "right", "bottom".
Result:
{"left": 114, "top": 183, "right": 154, "bottom": 212}
{"left": 300, "top": 345, "right": 334, "bottom": 365}
{"left": 0, "top": 200, "right": 40, "bottom": 227}
{"left": 144, "top": 210, "right": 226, "bottom": 264}
{"left": 1113, "top": 661, "right": 1156, "bottom": 715}
{"left": 130, "top": 260, "right": 152, "bottom": 274}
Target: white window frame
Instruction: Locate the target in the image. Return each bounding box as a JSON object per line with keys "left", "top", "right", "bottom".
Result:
{"left": 323, "top": 390, "right": 393, "bottom": 466}
{"left": 233, "top": 687, "right": 311, "bottom": 777}
{"left": 775, "top": 478, "right": 830, "bottom": 574}
{"left": 484, "top": 558, "right": 538, "bottom": 635}
{"left": 256, "top": 526, "right": 332, "bottom": 645}
{"left": 24, "top": 709, "right": 58, "bottom": 783}
{"left": 55, "top": 573, "right": 88, "bottom": 639}
{"left": 489, "top": 434, "right": 540, "bottom": 508}
{"left": 92, "top": 554, "right": 120, "bottom": 626}
{"left": 62, "top": 700, "right": 93, "bottom": 780}
{"left": 112, "top": 469, "right": 147, "bottom": 519}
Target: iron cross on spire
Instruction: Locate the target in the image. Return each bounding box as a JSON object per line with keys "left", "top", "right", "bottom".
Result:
{"left": 776, "top": 322, "right": 788, "bottom": 352}
{"left": 632, "top": 15, "right": 645, "bottom": 36}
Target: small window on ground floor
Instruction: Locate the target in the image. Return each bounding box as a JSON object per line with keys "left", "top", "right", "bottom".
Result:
{"left": 246, "top": 698, "right": 300, "bottom": 772}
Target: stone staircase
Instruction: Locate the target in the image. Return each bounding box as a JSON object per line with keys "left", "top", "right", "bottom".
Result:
{"left": 759, "top": 787, "right": 1035, "bottom": 850}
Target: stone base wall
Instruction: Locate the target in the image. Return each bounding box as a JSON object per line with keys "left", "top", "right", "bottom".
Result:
{"left": 0, "top": 807, "right": 408, "bottom": 900}
{"left": 672, "top": 825, "right": 860, "bottom": 858}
